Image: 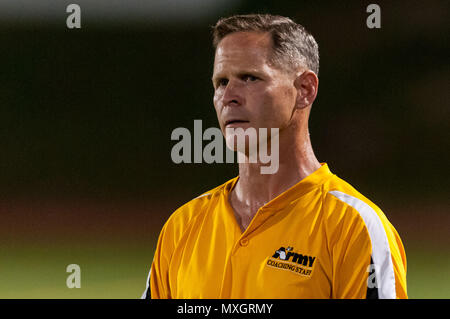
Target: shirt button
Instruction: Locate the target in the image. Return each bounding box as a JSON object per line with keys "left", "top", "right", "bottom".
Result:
{"left": 240, "top": 238, "right": 249, "bottom": 246}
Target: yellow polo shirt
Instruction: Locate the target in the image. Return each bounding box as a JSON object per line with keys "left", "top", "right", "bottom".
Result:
{"left": 143, "top": 163, "right": 407, "bottom": 299}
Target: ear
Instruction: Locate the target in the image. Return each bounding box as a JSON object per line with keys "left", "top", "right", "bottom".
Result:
{"left": 294, "top": 70, "right": 319, "bottom": 109}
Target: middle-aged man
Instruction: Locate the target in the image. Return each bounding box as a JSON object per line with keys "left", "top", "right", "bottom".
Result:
{"left": 143, "top": 14, "right": 407, "bottom": 299}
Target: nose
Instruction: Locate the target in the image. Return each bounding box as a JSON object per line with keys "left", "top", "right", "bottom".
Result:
{"left": 222, "top": 80, "right": 243, "bottom": 107}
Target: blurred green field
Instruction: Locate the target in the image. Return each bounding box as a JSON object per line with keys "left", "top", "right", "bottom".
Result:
{"left": 0, "top": 241, "right": 154, "bottom": 299}
{"left": 0, "top": 199, "right": 161, "bottom": 299}
{"left": 0, "top": 199, "right": 448, "bottom": 299}
{"left": 405, "top": 246, "right": 450, "bottom": 298}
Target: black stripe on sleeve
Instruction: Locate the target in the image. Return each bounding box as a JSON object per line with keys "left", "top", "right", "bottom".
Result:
{"left": 144, "top": 286, "right": 151, "bottom": 299}
{"left": 366, "top": 256, "right": 379, "bottom": 299}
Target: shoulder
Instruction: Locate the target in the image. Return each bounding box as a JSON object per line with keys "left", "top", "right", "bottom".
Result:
{"left": 321, "top": 173, "right": 398, "bottom": 251}
{"left": 322, "top": 174, "right": 390, "bottom": 228}
{"left": 160, "top": 177, "right": 237, "bottom": 242}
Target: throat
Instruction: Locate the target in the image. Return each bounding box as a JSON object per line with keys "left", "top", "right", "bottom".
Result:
{"left": 229, "top": 188, "right": 265, "bottom": 233}
{"left": 233, "top": 210, "right": 255, "bottom": 233}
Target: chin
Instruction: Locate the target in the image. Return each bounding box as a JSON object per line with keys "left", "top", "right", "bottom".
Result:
{"left": 224, "top": 131, "right": 259, "bottom": 155}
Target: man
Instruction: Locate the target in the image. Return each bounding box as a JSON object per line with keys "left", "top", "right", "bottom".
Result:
{"left": 143, "top": 14, "right": 407, "bottom": 299}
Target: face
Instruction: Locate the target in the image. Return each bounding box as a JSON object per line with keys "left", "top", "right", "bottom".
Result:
{"left": 212, "top": 31, "right": 298, "bottom": 149}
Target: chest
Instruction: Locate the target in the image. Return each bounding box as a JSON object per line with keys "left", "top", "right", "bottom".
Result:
{"left": 168, "top": 201, "right": 332, "bottom": 298}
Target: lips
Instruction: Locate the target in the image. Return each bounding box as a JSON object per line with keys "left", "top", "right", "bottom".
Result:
{"left": 224, "top": 119, "right": 249, "bottom": 127}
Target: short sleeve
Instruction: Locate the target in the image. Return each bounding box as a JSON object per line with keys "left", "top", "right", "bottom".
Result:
{"left": 149, "top": 223, "right": 173, "bottom": 299}
{"left": 327, "top": 190, "right": 407, "bottom": 299}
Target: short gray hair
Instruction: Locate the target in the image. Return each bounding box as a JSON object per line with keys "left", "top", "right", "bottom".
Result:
{"left": 212, "top": 14, "right": 319, "bottom": 75}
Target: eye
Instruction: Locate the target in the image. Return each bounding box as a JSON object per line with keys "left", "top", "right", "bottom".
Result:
{"left": 242, "top": 74, "right": 258, "bottom": 82}
{"left": 217, "top": 78, "right": 228, "bottom": 87}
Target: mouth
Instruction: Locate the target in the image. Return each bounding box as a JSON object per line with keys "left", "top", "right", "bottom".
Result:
{"left": 224, "top": 119, "right": 250, "bottom": 127}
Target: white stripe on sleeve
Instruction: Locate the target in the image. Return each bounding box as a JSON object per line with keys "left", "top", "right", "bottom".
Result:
{"left": 329, "top": 190, "right": 396, "bottom": 299}
{"left": 141, "top": 266, "right": 152, "bottom": 299}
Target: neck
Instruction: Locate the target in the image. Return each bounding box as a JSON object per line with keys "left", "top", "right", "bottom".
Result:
{"left": 232, "top": 126, "right": 321, "bottom": 210}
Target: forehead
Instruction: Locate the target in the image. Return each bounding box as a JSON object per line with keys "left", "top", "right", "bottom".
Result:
{"left": 213, "top": 31, "right": 274, "bottom": 73}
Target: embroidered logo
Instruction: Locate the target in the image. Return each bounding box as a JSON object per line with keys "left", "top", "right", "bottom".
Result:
{"left": 266, "top": 246, "right": 316, "bottom": 277}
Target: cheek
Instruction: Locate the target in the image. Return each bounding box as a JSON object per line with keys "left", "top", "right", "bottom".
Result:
{"left": 276, "top": 83, "right": 296, "bottom": 107}
{"left": 258, "top": 86, "right": 295, "bottom": 126}
{"left": 213, "top": 91, "right": 222, "bottom": 113}
{"left": 213, "top": 91, "right": 226, "bottom": 132}
{"left": 283, "top": 85, "right": 297, "bottom": 105}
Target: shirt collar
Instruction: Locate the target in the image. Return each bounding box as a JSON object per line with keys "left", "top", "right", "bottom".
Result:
{"left": 223, "top": 163, "right": 333, "bottom": 212}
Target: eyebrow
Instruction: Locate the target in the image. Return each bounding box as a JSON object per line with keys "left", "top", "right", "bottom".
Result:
{"left": 211, "top": 74, "right": 220, "bottom": 83}
{"left": 212, "top": 69, "right": 265, "bottom": 84}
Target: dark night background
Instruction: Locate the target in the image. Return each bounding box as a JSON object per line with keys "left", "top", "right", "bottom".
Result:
{"left": 0, "top": 0, "right": 448, "bottom": 298}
